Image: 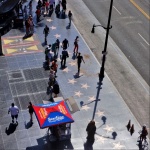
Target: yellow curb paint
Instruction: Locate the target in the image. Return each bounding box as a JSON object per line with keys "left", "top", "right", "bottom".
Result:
{"left": 24, "top": 37, "right": 34, "bottom": 41}
{"left": 7, "top": 49, "right": 17, "bottom": 54}
{"left": 4, "top": 39, "right": 15, "bottom": 44}
{"left": 26, "top": 45, "right": 38, "bottom": 50}
{"left": 130, "top": 0, "right": 150, "bottom": 20}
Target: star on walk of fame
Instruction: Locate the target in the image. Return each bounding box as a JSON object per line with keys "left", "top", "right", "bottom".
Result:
{"left": 74, "top": 91, "right": 83, "bottom": 97}
{"left": 50, "top": 26, "right": 56, "bottom": 30}
{"left": 81, "top": 105, "right": 90, "bottom": 111}
{"left": 81, "top": 83, "right": 90, "bottom": 89}
{"left": 54, "top": 34, "right": 61, "bottom": 38}
{"left": 88, "top": 96, "right": 95, "bottom": 101}
{"left": 69, "top": 61, "right": 76, "bottom": 66}
{"left": 112, "top": 142, "right": 125, "bottom": 149}
{"left": 68, "top": 79, "right": 77, "bottom": 84}
{"left": 95, "top": 135, "right": 106, "bottom": 144}
{"left": 46, "top": 19, "right": 53, "bottom": 22}
{"left": 96, "top": 110, "right": 104, "bottom": 117}
{"left": 63, "top": 67, "right": 70, "bottom": 73}
{"left": 103, "top": 125, "right": 114, "bottom": 133}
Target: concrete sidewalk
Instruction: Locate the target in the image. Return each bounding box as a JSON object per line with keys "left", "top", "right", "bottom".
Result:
{"left": 0, "top": 0, "right": 149, "bottom": 149}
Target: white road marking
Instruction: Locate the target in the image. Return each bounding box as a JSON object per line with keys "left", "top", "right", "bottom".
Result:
{"left": 138, "top": 33, "right": 149, "bottom": 46}
{"left": 140, "top": 42, "right": 147, "bottom": 50}
{"left": 113, "top": 6, "right": 121, "bottom": 15}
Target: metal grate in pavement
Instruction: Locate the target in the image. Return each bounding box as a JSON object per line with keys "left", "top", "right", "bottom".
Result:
{"left": 35, "top": 79, "right": 47, "bottom": 92}
{"left": 15, "top": 82, "right": 28, "bottom": 95}
{"left": 31, "top": 68, "right": 45, "bottom": 79}
{"left": 23, "top": 69, "right": 34, "bottom": 81}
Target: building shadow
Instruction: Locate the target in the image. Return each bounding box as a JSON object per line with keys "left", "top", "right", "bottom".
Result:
{"left": 5, "top": 123, "right": 18, "bottom": 135}
{"left": 26, "top": 135, "right": 74, "bottom": 150}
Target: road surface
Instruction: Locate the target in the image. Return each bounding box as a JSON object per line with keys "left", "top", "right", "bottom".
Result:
{"left": 82, "top": 0, "right": 150, "bottom": 85}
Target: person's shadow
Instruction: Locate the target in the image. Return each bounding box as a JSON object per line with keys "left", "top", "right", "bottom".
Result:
{"left": 5, "top": 123, "right": 18, "bottom": 135}
{"left": 24, "top": 121, "right": 33, "bottom": 129}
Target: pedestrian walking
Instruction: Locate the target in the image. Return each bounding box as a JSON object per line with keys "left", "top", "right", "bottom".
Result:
{"left": 86, "top": 120, "right": 96, "bottom": 146}
{"left": 68, "top": 10, "right": 72, "bottom": 27}
{"left": 61, "top": 0, "right": 66, "bottom": 17}
{"left": 50, "top": 0, "right": 55, "bottom": 10}
{"left": 45, "top": 1, "right": 49, "bottom": 15}
{"left": 8, "top": 103, "right": 19, "bottom": 124}
{"left": 140, "top": 125, "right": 148, "bottom": 142}
{"left": 62, "top": 38, "right": 69, "bottom": 50}
{"left": 43, "top": 25, "right": 50, "bottom": 44}
{"left": 49, "top": 68, "right": 55, "bottom": 86}
{"left": 23, "top": 5, "right": 28, "bottom": 20}
{"left": 35, "top": 7, "right": 41, "bottom": 23}
{"left": 51, "top": 59, "right": 58, "bottom": 77}
{"left": 73, "top": 36, "right": 79, "bottom": 55}
{"left": 55, "top": 3, "right": 60, "bottom": 18}
{"left": 51, "top": 42, "right": 57, "bottom": 58}
{"left": 55, "top": 39, "right": 60, "bottom": 57}
{"left": 25, "top": 19, "right": 30, "bottom": 36}
{"left": 28, "top": 15, "right": 34, "bottom": 34}
{"left": 61, "top": 49, "right": 69, "bottom": 68}
{"left": 52, "top": 79, "right": 60, "bottom": 98}
{"left": 77, "top": 52, "right": 85, "bottom": 74}
{"left": 29, "top": 0, "right": 33, "bottom": 13}
{"left": 38, "top": 0, "right": 42, "bottom": 8}
{"left": 27, "top": 102, "right": 34, "bottom": 122}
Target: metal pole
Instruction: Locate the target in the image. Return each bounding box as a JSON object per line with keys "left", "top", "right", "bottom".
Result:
{"left": 92, "top": 0, "right": 114, "bottom": 120}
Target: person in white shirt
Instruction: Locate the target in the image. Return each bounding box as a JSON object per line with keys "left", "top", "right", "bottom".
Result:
{"left": 8, "top": 103, "right": 19, "bottom": 123}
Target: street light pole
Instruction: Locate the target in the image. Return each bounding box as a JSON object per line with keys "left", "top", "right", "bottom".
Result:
{"left": 92, "top": 0, "right": 114, "bottom": 120}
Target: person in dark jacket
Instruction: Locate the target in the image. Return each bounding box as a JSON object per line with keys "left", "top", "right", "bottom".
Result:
{"left": 27, "top": 102, "right": 34, "bottom": 122}
{"left": 61, "top": 49, "right": 69, "bottom": 68}
{"left": 52, "top": 80, "right": 60, "bottom": 98}
{"left": 86, "top": 120, "right": 96, "bottom": 146}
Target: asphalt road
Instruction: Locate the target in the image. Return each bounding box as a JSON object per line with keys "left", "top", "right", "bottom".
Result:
{"left": 82, "top": 0, "right": 150, "bottom": 85}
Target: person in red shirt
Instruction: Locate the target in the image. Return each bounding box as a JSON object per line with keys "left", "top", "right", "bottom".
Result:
{"left": 45, "top": 1, "right": 49, "bottom": 15}
{"left": 35, "top": 8, "right": 41, "bottom": 22}
{"left": 51, "top": 59, "right": 58, "bottom": 77}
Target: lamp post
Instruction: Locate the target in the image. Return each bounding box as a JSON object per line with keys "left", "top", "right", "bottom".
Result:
{"left": 91, "top": 0, "right": 114, "bottom": 120}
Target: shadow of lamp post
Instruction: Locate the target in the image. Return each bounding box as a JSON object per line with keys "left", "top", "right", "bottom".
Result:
{"left": 91, "top": 0, "right": 114, "bottom": 120}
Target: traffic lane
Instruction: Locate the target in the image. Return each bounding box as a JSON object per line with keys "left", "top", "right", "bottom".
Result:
{"left": 130, "top": 0, "right": 150, "bottom": 19}
{"left": 111, "top": 0, "right": 149, "bottom": 83}
{"left": 82, "top": 0, "right": 149, "bottom": 84}
{"left": 112, "top": 0, "right": 149, "bottom": 45}
{"left": 110, "top": 21, "right": 149, "bottom": 84}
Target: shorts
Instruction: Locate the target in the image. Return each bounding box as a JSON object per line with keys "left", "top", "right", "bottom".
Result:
{"left": 11, "top": 114, "right": 18, "bottom": 120}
